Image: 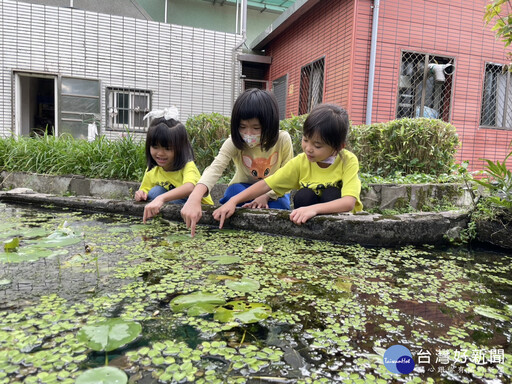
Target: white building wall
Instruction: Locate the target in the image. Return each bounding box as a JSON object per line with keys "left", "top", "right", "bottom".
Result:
{"left": 0, "top": 0, "right": 241, "bottom": 138}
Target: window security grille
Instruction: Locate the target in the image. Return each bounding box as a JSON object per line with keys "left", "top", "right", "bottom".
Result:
{"left": 273, "top": 75, "right": 288, "bottom": 120}
{"left": 481, "top": 63, "right": 512, "bottom": 129}
{"left": 397, "top": 52, "right": 454, "bottom": 122}
{"left": 107, "top": 88, "right": 151, "bottom": 132}
{"left": 299, "top": 58, "right": 324, "bottom": 115}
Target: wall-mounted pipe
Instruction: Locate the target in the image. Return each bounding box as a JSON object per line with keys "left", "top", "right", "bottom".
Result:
{"left": 365, "top": 0, "right": 380, "bottom": 125}
{"left": 231, "top": 0, "right": 247, "bottom": 108}
{"left": 164, "top": 0, "right": 168, "bottom": 23}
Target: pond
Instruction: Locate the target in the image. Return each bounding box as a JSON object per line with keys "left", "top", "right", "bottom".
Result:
{"left": 0, "top": 203, "right": 511, "bottom": 383}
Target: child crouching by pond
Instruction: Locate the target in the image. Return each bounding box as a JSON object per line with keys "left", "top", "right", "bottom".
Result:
{"left": 213, "top": 103, "right": 363, "bottom": 227}
{"left": 135, "top": 108, "right": 213, "bottom": 223}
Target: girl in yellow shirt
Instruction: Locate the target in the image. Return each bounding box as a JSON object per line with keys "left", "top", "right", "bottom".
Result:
{"left": 135, "top": 109, "right": 213, "bottom": 223}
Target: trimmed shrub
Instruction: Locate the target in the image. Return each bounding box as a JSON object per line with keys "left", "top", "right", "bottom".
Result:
{"left": 185, "top": 113, "right": 231, "bottom": 175}
{"left": 349, "top": 118, "right": 459, "bottom": 177}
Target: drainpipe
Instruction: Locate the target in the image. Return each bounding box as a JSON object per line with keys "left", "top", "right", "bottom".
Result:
{"left": 365, "top": 0, "right": 380, "bottom": 125}
{"left": 231, "top": 0, "right": 247, "bottom": 108}
{"left": 164, "top": 0, "right": 168, "bottom": 23}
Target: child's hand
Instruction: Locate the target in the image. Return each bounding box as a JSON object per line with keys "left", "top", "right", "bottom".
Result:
{"left": 289, "top": 206, "right": 318, "bottom": 225}
{"left": 135, "top": 190, "right": 148, "bottom": 202}
{"left": 143, "top": 198, "right": 164, "bottom": 223}
{"left": 242, "top": 194, "right": 269, "bottom": 209}
{"left": 181, "top": 200, "right": 203, "bottom": 237}
{"left": 213, "top": 201, "right": 237, "bottom": 229}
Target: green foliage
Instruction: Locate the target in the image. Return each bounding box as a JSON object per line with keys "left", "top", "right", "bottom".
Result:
{"left": 185, "top": 113, "right": 231, "bottom": 175}
{"left": 349, "top": 118, "right": 459, "bottom": 177}
{"left": 0, "top": 114, "right": 459, "bottom": 184}
{"left": 0, "top": 132, "right": 145, "bottom": 182}
{"left": 474, "top": 148, "right": 512, "bottom": 210}
{"left": 484, "top": 0, "right": 512, "bottom": 54}
{"left": 279, "top": 113, "right": 307, "bottom": 156}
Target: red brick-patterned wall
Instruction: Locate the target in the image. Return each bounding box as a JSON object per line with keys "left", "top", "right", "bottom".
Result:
{"left": 265, "top": 0, "right": 512, "bottom": 171}
{"left": 266, "top": 0, "right": 356, "bottom": 117}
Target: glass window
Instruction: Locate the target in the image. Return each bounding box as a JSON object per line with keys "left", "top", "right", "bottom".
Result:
{"left": 107, "top": 88, "right": 151, "bottom": 132}
{"left": 396, "top": 51, "right": 454, "bottom": 122}
{"left": 480, "top": 63, "right": 512, "bottom": 129}
{"left": 299, "top": 58, "right": 324, "bottom": 115}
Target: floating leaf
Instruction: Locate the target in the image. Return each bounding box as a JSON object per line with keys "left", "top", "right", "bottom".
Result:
{"left": 0, "top": 247, "right": 67, "bottom": 263}
{"left": 0, "top": 279, "right": 11, "bottom": 287}
{"left": 214, "top": 301, "right": 272, "bottom": 324}
{"left": 254, "top": 245, "right": 264, "bottom": 253}
{"left": 77, "top": 318, "right": 142, "bottom": 352}
{"left": 3, "top": 237, "right": 20, "bottom": 251}
{"left": 75, "top": 366, "right": 127, "bottom": 384}
{"left": 474, "top": 305, "right": 510, "bottom": 321}
{"left": 170, "top": 292, "right": 226, "bottom": 314}
{"left": 206, "top": 255, "right": 240, "bottom": 265}
{"left": 334, "top": 279, "right": 352, "bottom": 293}
{"left": 225, "top": 277, "right": 260, "bottom": 293}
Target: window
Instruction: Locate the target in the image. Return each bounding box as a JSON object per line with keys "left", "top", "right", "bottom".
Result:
{"left": 272, "top": 75, "right": 288, "bottom": 120}
{"left": 396, "top": 51, "right": 454, "bottom": 122}
{"left": 480, "top": 63, "right": 512, "bottom": 129}
{"left": 299, "top": 58, "right": 324, "bottom": 115}
{"left": 60, "top": 77, "right": 101, "bottom": 139}
{"left": 107, "top": 88, "right": 151, "bottom": 132}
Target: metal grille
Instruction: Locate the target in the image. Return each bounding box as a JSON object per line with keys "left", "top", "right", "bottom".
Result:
{"left": 480, "top": 63, "right": 512, "bottom": 129}
{"left": 299, "top": 57, "right": 324, "bottom": 115}
{"left": 106, "top": 87, "right": 151, "bottom": 132}
{"left": 396, "top": 51, "right": 454, "bottom": 121}
{"left": 273, "top": 75, "right": 287, "bottom": 120}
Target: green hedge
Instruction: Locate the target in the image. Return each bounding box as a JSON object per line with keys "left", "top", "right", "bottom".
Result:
{"left": 349, "top": 118, "right": 459, "bottom": 177}
{"left": 0, "top": 114, "right": 459, "bottom": 182}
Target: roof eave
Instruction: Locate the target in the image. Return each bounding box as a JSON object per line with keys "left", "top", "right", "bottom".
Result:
{"left": 250, "top": 0, "right": 321, "bottom": 51}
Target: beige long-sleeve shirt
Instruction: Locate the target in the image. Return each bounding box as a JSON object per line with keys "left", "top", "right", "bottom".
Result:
{"left": 198, "top": 130, "right": 294, "bottom": 200}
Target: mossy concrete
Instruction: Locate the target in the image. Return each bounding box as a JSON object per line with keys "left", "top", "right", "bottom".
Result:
{"left": 1, "top": 171, "right": 474, "bottom": 209}
{"left": 0, "top": 188, "right": 470, "bottom": 247}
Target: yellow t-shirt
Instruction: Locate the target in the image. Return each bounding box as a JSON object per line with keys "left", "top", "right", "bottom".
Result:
{"left": 198, "top": 130, "right": 294, "bottom": 200}
{"left": 264, "top": 150, "right": 363, "bottom": 212}
{"left": 139, "top": 161, "right": 213, "bottom": 205}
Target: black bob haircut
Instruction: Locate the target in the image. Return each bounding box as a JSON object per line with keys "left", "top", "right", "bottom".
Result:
{"left": 230, "top": 88, "right": 280, "bottom": 151}
{"left": 145, "top": 117, "right": 194, "bottom": 171}
{"left": 302, "top": 104, "right": 350, "bottom": 151}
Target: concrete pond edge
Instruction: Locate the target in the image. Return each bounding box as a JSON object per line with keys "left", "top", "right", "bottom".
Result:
{"left": 0, "top": 188, "right": 470, "bottom": 247}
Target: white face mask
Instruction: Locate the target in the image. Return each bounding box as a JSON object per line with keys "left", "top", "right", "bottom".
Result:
{"left": 320, "top": 154, "right": 338, "bottom": 164}
{"left": 241, "top": 133, "right": 261, "bottom": 148}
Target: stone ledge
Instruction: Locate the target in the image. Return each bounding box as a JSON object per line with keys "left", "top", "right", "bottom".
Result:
{"left": 1, "top": 171, "right": 474, "bottom": 210}
{"left": 0, "top": 188, "right": 470, "bottom": 247}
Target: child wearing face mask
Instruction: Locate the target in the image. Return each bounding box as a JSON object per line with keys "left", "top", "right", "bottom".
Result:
{"left": 181, "top": 88, "right": 293, "bottom": 236}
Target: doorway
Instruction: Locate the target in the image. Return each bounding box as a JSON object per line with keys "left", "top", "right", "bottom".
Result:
{"left": 15, "top": 72, "right": 57, "bottom": 137}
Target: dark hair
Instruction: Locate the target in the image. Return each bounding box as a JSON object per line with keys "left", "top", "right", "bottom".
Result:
{"left": 230, "top": 88, "right": 280, "bottom": 151}
{"left": 145, "top": 117, "right": 194, "bottom": 171}
{"left": 302, "top": 104, "right": 349, "bottom": 151}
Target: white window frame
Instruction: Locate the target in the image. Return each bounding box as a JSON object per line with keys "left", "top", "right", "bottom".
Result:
{"left": 107, "top": 88, "right": 151, "bottom": 132}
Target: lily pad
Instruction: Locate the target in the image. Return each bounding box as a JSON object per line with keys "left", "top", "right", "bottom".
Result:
{"left": 75, "top": 366, "right": 127, "bottom": 384}
{"left": 0, "top": 247, "right": 68, "bottom": 263}
{"left": 474, "top": 305, "right": 510, "bottom": 321}
{"left": 77, "top": 318, "right": 142, "bottom": 352}
{"left": 214, "top": 301, "right": 272, "bottom": 324}
{"left": 206, "top": 255, "right": 241, "bottom": 265}
{"left": 170, "top": 292, "right": 226, "bottom": 314}
{"left": 3, "top": 237, "right": 20, "bottom": 251}
{"left": 225, "top": 277, "right": 261, "bottom": 292}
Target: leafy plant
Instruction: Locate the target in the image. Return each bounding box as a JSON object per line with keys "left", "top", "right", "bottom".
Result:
{"left": 484, "top": 0, "right": 512, "bottom": 59}
{"left": 474, "top": 147, "right": 512, "bottom": 210}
